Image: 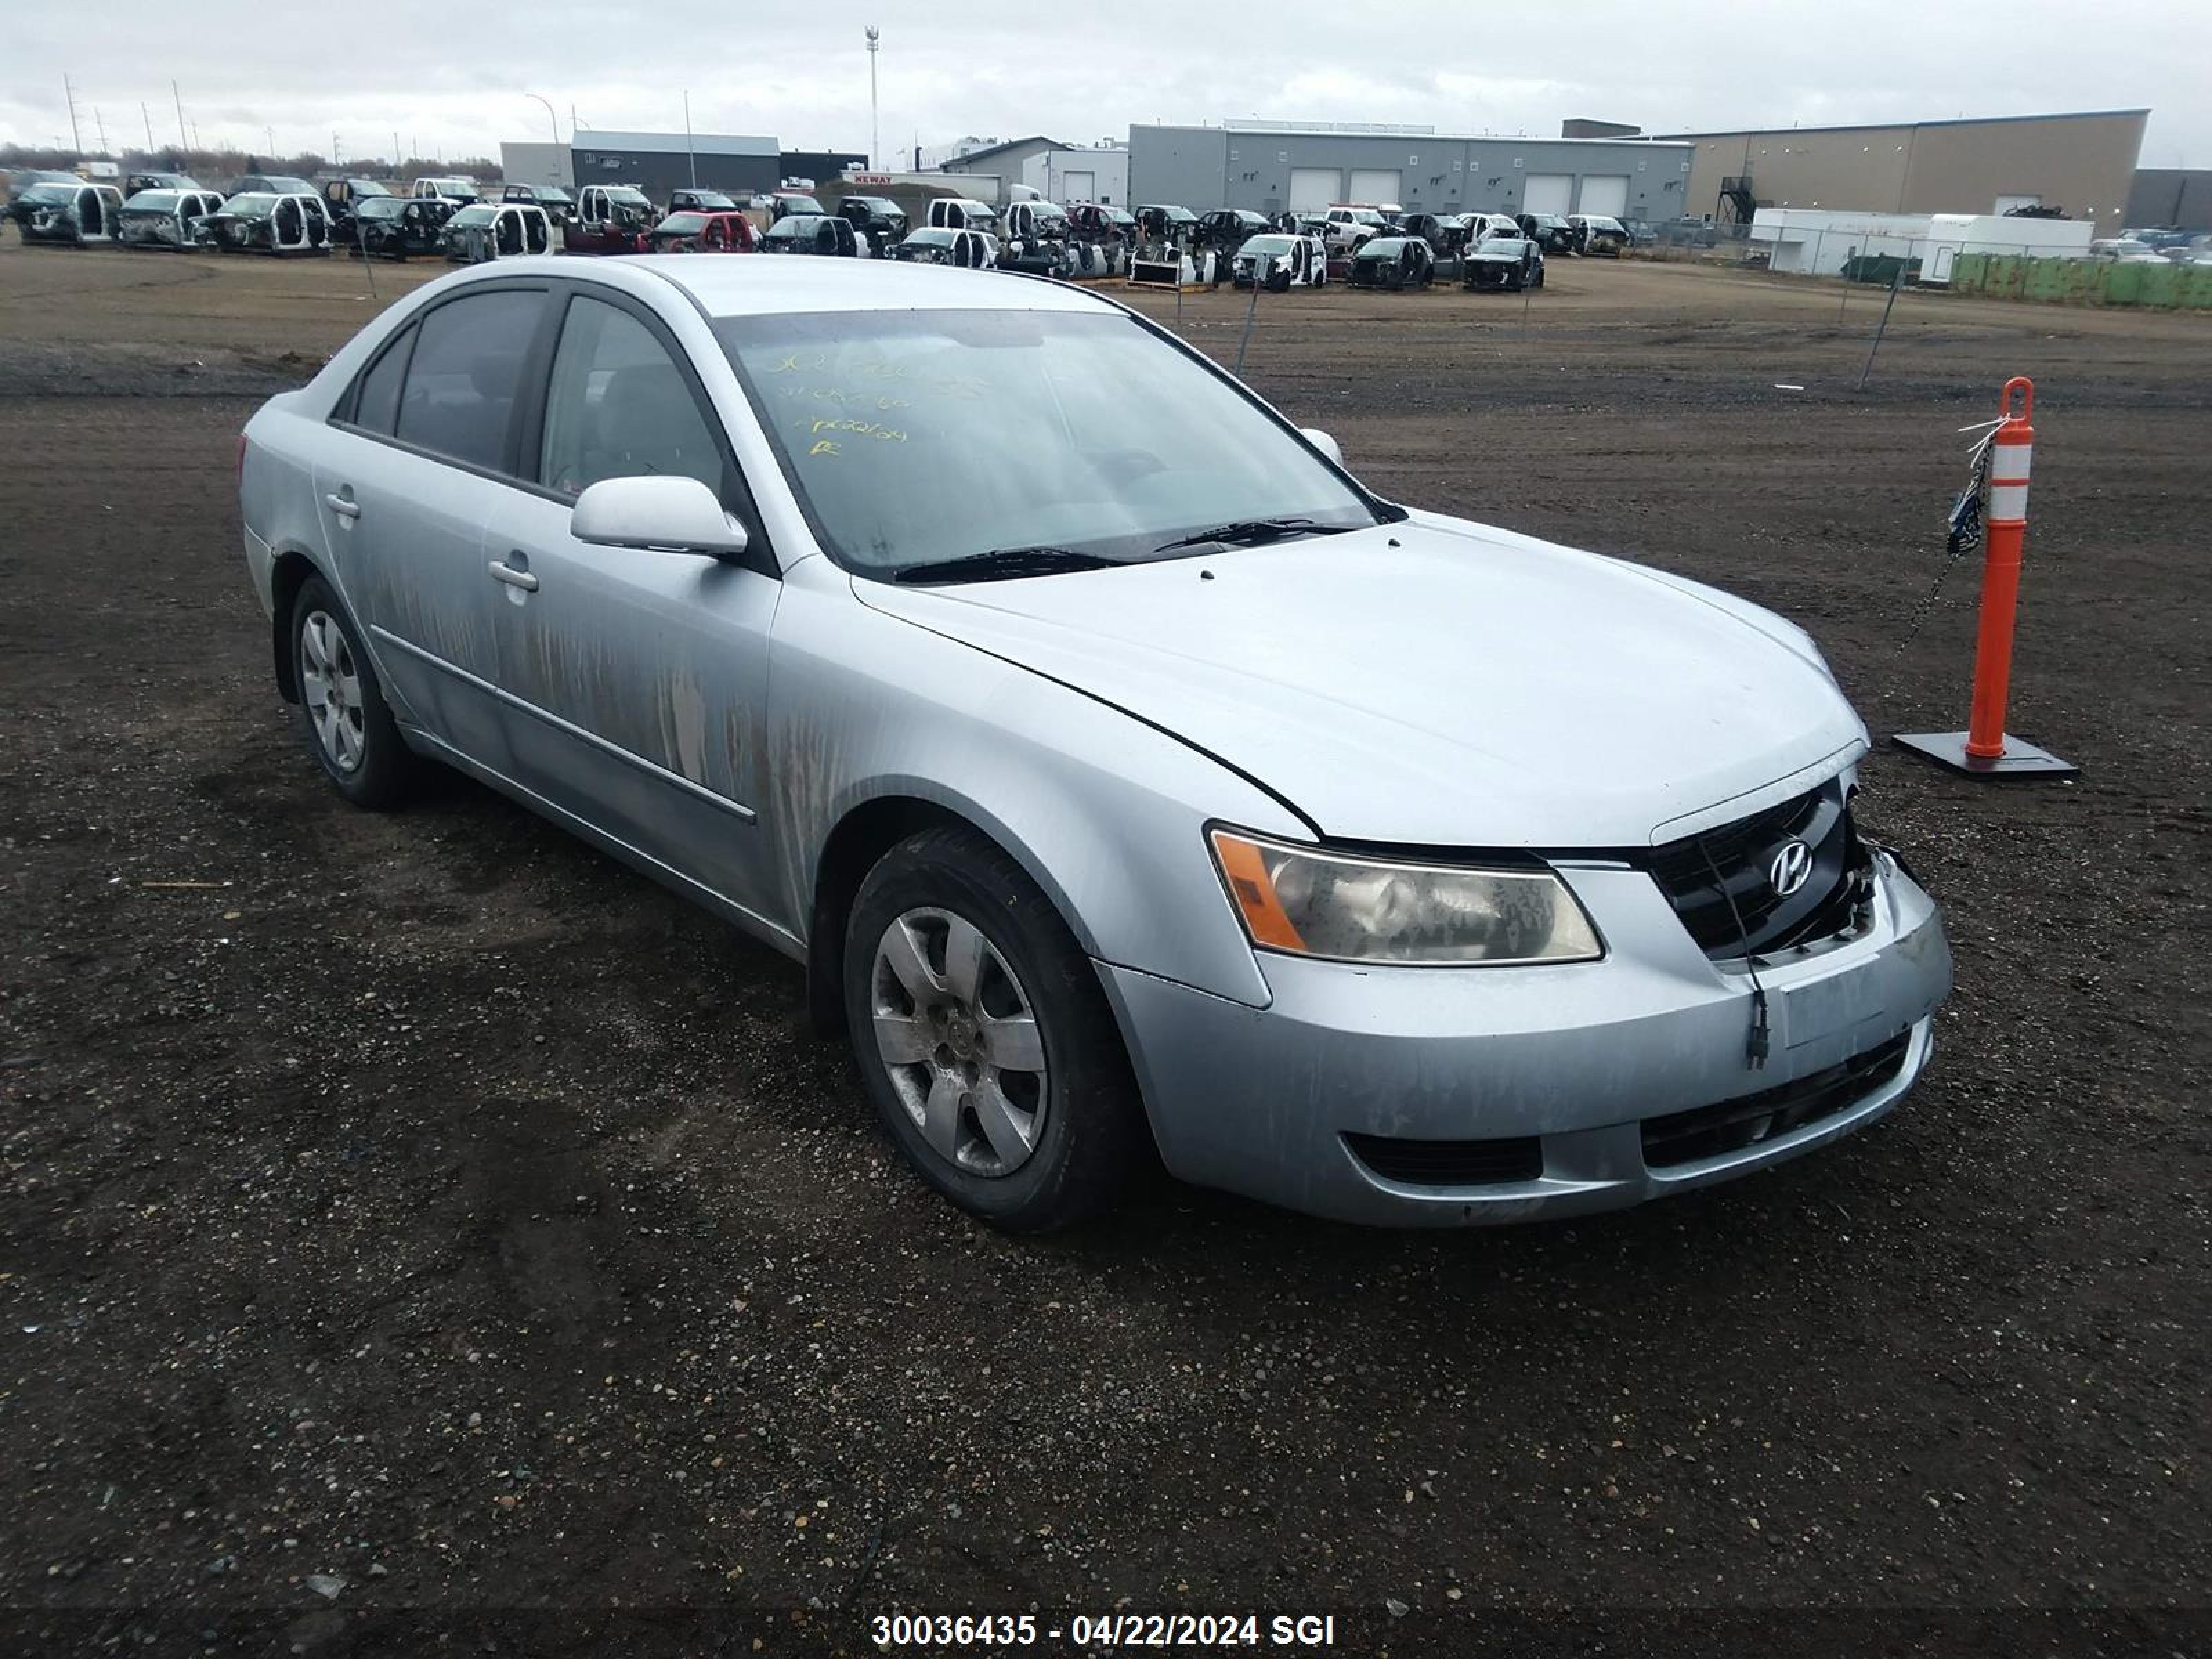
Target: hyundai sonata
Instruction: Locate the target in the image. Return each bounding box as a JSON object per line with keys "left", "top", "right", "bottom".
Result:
{"left": 237, "top": 257, "right": 1951, "bottom": 1230}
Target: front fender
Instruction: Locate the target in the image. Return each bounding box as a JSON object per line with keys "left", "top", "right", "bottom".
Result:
{"left": 766, "top": 564, "right": 1301, "bottom": 1008}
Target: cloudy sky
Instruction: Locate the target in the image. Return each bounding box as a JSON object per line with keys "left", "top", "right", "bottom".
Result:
{"left": 6, "top": 0, "right": 2206, "bottom": 169}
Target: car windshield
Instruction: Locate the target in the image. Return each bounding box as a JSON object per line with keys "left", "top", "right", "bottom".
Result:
{"left": 1358, "top": 238, "right": 1407, "bottom": 256}
{"left": 1584, "top": 216, "right": 1624, "bottom": 232}
{"left": 359, "top": 198, "right": 404, "bottom": 218}
{"left": 19, "top": 183, "right": 75, "bottom": 204}
{"left": 1240, "top": 236, "right": 1295, "bottom": 256}
{"left": 716, "top": 308, "right": 1378, "bottom": 578}
{"left": 767, "top": 216, "right": 825, "bottom": 238}
{"left": 657, "top": 212, "right": 711, "bottom": 234}
{"left": 603, "top": 187, "right": 650, "bottom": 205}
{"left": 780, "top": 195, "right": 826, "bottom": 215}
{"left": 223, "top": 194, "right": 279, "bottom": 219}
{"left": 534, "top": 187, "right": 572, "bottom": 204}
{"left": 127, "top": 191, "right": 180, "bottom": 211}
{"left": 350, "top": 180, "right": 391, "bottom": 197}
{"left": 850, "top": 197, "right": 898, "bottom": 216}
{"left": 684, "top": 191, "right": 736, "bottom": 209}
{"left": 247, "top": 176, "right": 312, "bottom": 194}
{"left": 1477, "top": 236, "right": 1526, "bottom": 253}
{"left": 451, "top": 206, "right": 496, "bottom": 226}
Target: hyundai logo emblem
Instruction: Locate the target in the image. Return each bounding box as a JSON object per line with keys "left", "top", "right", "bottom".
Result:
{"left": 1768, "top": 838, "right": 1815, "bottom": 898}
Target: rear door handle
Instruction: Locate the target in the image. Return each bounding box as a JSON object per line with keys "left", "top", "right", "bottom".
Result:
{"left": 324, "top": 493, "right": 361, "bottom": 520}
{"left": 488, "top": 560, "right": 539, "bottom": 592}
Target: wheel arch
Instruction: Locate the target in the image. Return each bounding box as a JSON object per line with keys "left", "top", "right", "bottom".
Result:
{"left": 268, "top": 545, "right": 326, "bottom": 703}
{"left": 803, "top": 787, "right": 1107, "bottom": 1041}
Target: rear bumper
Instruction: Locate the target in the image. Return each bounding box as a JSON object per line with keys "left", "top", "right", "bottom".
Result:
{"left": 1100, "top": 852, "right": 1951, "bottom": 1226}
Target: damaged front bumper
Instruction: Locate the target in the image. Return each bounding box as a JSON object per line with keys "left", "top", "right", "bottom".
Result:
{"left": 1099, "top": 852, "right": 1951, "bottom": 1226}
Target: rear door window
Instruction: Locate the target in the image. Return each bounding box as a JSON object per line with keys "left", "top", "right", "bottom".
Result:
{"left": 391, "top": 288, "right": 546, "bottom": 472}
{"left": 350, "top": 325, "right": 415, "bottom": 435}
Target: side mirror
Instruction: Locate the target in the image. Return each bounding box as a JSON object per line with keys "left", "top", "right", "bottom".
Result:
{"left": 1300, "top": 427, "right": 1344, "bottom": 467}
{"left": 571, "top": 476, "right": 751, "bottom": 561}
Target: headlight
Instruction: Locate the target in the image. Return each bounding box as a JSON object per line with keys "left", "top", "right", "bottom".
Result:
{"left": 1209, "top": 829, "right": 1602, "bottom": 966}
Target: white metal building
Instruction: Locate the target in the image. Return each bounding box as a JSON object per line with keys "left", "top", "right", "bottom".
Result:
{"left": 1750, "top": 208, "right": 2096, "bottom": 282}
{"left": 933, "top": 135, "right": 1130, "bottom": 205}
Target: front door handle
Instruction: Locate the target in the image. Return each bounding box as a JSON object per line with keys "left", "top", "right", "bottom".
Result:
{"left": 324, "top": 492, "right": 361, "bottom": 520}
{"left": 488, "top": 560, "right": 539, "bottom": 592}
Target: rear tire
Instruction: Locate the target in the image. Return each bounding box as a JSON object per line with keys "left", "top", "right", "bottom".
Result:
{"left": 843, "top": 825, "right": 1145, "bottom": 1231}
{"left": 288, "top": 574, "right": 421, "bottom": 809}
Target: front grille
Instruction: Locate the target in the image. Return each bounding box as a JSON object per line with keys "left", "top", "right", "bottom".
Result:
{"left": 1640, "top": 1031, "right": 1912, "bottom": 1168}
{"left": 1343, "top": 1131, "right": 1543, "bottom": 1188}
{"left": 1646, "top": 780, "right": 1871, "bottom": 958}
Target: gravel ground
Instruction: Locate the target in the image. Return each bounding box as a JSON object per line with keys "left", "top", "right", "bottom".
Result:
{"left": 1, "top": 243, "right": 2207, "bottom": 1657}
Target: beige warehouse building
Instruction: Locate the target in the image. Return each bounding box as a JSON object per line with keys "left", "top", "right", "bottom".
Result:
{"left": 1657, "top": 109, "right": 2148, "bottom": 236}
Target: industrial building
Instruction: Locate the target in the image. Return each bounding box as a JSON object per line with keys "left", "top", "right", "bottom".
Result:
{"left": 2126, "top": 168, "right": 2212, "bottom": 231}
{"left": 497, "top": 133, "right": 865, "bottom": 203}
{"left": 932, "top": 135, "right": 1130, "bottom": 205}
{"left": 1653, "top": 109, "right": 2149, "bottom": 236}
{"left": 1126, "top": 121, "right": 1694, "bottom": 222}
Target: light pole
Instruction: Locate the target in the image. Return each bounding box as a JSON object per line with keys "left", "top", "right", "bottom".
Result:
{"left": 525, "top": 93, "right": 559, "bottom": 145}
{"left": 865, "top": 26, "right": 880, "bottom": 173}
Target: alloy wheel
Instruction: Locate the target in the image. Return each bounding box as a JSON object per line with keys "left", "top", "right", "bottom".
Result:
{"left": 870, "top": 907, "right": 1049, "bottom": 1177}
{"left": 299, "top": 609, "right": 366, "bottom": 774}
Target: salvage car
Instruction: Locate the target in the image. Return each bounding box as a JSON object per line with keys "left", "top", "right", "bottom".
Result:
{"left": 198, "top": 191, "right": 333, "bottom": 255}
{"left": 349, "top": 195, "right": 456, "bottom": 259}
{"left": 1516, "top": 212, "right": 1575, "bottom": 252}
{"left": 318, "top": 177, "right": 392, "bottom": 238}
{"left": 1462, "top": 232, "right": 1544, "bottom": 292}
{"left": 124, "top": 169, "right": 202, "bottom": 197}
{"left": 1197, "top": 207, "right": 1270, "bottom": 251}
{"left": 1230, "top": 232, "right": 1329, "bottom": 289}
{"left": 761, "top": 213, "right": 859, "bottom": 256}
{"left": 836, "top": 195, "right": 908, "bottom": 255}
{"left": 441, "top": 201, "right": 554, "bottom": 263}
{"left": 565, "top": 184, "right": 655, "bottom": 254}
{"left": 117, "top": 187, "right": 226, "bottom": 250}
{"left": 648, "top": 209, "right": 758, "bottom": 253}
{"left": 11, "top": 180, "right": 124, "bottom": 245}
{"left": 926, "top": 197, "right": 997, "bottom": 234}
{"left": 1319, "top": 205, "right": 1388, "bottom": 252}
{"left": 1067, "top": 202, "right": 1135, "bottom": 243}
{"left": 411, "top": 175, "right": 481, "bottom": 206}
{"left": 229, "top": 173, "right": 316, "bottom": 198}
{"left": 1567, "top": 214, "right": 1629, "bottom": 256}
{"left": 770, "top": 191, "right": 830, "bottom": 222}
{"left": 1134, "top": 203, "right": 1198, "bottom": 247}
{"left": 1347, "top": 235, "right": 1436, "bottom": 290}
{"left": 236, "top": 258, "right": 1952, "bottom": 1232}
{"left": 500, "top": 183, "right": 576, "bottom": 226}
{"left": 1000, "top": 199, "right": 1069, "bottom": 274}
{"left": 888, "top": 225, "right": 995, "bottom": 268}
{"left": 9, "top": 168, "right": 83, "bottom": 202}
{"left": 667, "top": 188, "right": 740, "bottom": 216}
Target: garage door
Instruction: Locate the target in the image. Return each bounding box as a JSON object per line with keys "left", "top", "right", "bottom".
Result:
{"left": 1523, "top": 174, "right": 1573, "bottom": 215}
{"left": 1578, "top": 174, "right": 1629, "bottom": 217}
{"left": 1288, "top": 168, "right": 1340, "bottom": 212}
{"left": 1348, "top": 168, "right": 1402, "bottom": 205}
{"left": 1059, "top": 169, "right": 1095, "bottom": 203}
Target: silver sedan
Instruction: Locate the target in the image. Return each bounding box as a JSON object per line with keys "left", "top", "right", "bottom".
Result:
{"left": 238, "top": 257, "right": 1952, "bottom": 1230}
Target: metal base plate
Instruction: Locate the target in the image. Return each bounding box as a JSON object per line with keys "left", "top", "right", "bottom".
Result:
{"left": 1891, "top": 730, "right": 2079, "bottom": 778}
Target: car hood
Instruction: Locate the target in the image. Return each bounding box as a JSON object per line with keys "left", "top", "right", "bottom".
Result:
{"left": 855, "top": 515, "right": 1866, "bottom": 849}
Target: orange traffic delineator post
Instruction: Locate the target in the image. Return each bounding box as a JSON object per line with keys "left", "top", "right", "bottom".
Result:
{"left": 1894, "top": 377, "right": 2078, "bottom": 779}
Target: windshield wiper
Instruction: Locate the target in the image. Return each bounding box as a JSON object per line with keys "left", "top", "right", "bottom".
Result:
{"left": 892, "top": 546, "right": 1123, "bottom": 585}
{"left": 1150, "top": 517, "right": 1351, "bottom": 555}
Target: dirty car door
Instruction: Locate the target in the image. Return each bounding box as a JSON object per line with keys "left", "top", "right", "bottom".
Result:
{"left": 312, "top": 281, "right": 552, "bottom": 762}
{"left": 487, "top": 286, "right": 786, "bottom": 932}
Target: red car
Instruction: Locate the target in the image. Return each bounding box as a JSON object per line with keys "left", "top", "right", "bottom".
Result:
{"left": 648, "top": 209, "right": 758, "bottom": 253}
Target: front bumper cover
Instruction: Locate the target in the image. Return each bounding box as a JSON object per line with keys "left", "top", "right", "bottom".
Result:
{"left": 1100, "top": 852, "right": 1951, "bottom": 1226}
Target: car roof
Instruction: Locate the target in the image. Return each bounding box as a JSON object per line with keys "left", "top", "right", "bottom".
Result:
{"left": 457, "top": 252, "right": 1117, "bottom": 318}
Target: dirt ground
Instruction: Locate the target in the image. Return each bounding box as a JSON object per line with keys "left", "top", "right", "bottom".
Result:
{"left": 1, "top": 242, "right": 2208, "bottom": 1656}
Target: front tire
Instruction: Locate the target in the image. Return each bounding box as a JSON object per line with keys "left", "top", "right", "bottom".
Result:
{"left": 843, "top": 826, "right": 1145, "bottom": 1231}
{"left": 289, "top": 574, "right": 420, "bottom": 808}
